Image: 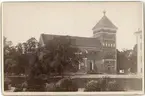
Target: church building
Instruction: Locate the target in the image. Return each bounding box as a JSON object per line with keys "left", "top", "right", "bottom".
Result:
{"left": 39, "top": 11, "right": 118, "bottom": 74}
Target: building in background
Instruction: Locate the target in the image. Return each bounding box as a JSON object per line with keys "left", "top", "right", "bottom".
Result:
{"left": 134, "top": 30, "right": 143, "bottom": 75}
{"left": 39, "top": 11, "right": 118, "bottom": 74}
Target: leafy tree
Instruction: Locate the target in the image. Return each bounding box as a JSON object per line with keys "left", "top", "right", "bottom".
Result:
{"left": 40, "top": 36, "right": 83, "bottom": 76}
{"left": 3, "top": 37, "right": 17, "bottom": 74}
{"left": 19, "top": 37, "right": 39, "bottom": 75}
{"left": 117, "top": 47, "right": 137, "bottom": 74}
{"left": 25, "top": 36, "right": 83, "bottom": 91}
{"left": 4, "top": 37, "right": 13, "bottom": 59}
{"left": 25, "top": 36, "right": 83, "bottom": 92}
{"left": 25, "top": 37, "right": 38, "bottom": 53}
{"left": 128, "top": 54, "right": 137, "bottom": 73}
{"left": 128, "top": 44, "right": 137, "bottom": 73}
{"left": 4, "top": 58, "right": 17, "bottom": 73}
{"left": 117, "top": 50, "right": 129, "bottom": 73}
{"left": 4, "top": 37, "right": 39, "bottom": 75}
{"left": 28, "top": 36, "right": 83, "bottom": 79}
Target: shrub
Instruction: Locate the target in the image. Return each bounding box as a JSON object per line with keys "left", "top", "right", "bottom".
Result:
{"left": 44, "top": 77, "right": 78, "bottom": 92}
{"left": 4, "top": 77, "right": 11, "bottom": 85}
{"left": 4, "top": 77, "right": 11, "bottom": 90}
{"left": 26, "top": 75, "right": 46, "bottom": 92}
{"left": 84, "top": 76, "right": 111, "bottom": 91}
{"left": 45, "top": 83, "right": 56, "bottom": 91}
{"left": 55, "top": 77, "right": 78, "bottom": 91}
{"left": 99, "top": 77, "right": 125, "bottom": 91}
{"left": 84, "top": 77, "right": 125, "bottom": 91}
{"left": 107, "top": 80, "right": 125, "bottom": 91}
{"left": 84, "top": 80, "right": 101, "bottom": 91}
{"left": 14, "top": 87, "right": 23, "bottom": 92}
{"left": 98, "top": 76, "right": 111, "bottom": 91}
{"left": 14, "top": 81, "right": 28, "bottom": 92}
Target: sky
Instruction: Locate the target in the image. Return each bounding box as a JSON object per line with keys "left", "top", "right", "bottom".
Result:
{"left": 2, "top": 2, "right": 143, "bottom": 51}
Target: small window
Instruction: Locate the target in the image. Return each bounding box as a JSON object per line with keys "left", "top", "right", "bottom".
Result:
{"left": 106, "top": 43, "right": 107, "bottom": 47}
{"left": 120, "top": 70, "right": 124, "bottom": 73}
{"left": 140, "top": 35, "right": 142, "bottom": 39}
{"left": 108, "top": 44, "right": 110, "bottom": 47}
{"left": 140, "top": 43, "right": 142, "bottom": 50}
{"left": 140, "top": 56, "right": 142, "bottom": 63}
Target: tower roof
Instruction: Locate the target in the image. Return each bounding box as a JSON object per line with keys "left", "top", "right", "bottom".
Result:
{"left": 92, "top": 11, "right": 118, "bottom": 30}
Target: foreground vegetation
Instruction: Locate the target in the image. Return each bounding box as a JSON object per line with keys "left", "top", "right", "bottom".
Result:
{"left": 5, "top": 76, "right": 126, "bottom": 92}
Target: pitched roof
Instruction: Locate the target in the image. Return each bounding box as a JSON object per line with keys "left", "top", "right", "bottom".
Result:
{"left": 70, "top": 36, "right": 101, "bottom": 47}
{"left": 92, "top": 15, "right": 118, "bottom": 30}
{"left": 40, "top": 34, "right": 101, "bottom": 50}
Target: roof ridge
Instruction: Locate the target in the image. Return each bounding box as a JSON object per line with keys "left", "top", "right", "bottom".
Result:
{"left": 40, "top": 34, "right": 101, "bottom": 49}
{"left": 41, "top": 33, "right": 97, "bottom": 39}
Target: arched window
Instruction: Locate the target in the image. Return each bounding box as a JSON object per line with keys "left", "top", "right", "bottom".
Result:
{"left": 108, "top": 44, "right": 110, "bottom": 47}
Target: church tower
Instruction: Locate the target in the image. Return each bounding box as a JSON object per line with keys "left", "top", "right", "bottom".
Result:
{"left": 92, "top": 11, "right": 118, "bottom": 74}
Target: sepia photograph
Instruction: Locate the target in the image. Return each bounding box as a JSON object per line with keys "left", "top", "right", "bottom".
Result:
{"left": 2, "top": 1, "right": 144, "bottom": 95}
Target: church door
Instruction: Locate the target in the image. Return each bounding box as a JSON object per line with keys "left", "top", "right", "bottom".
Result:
{"left": 89, "top": 61, "right": 94, "bottom": 71}
{"left": 90, "top": 62, "right": 92, "bottom": 70}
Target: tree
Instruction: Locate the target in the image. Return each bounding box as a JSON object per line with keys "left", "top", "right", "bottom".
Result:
{"left": 4, "top": 37, "right": 39, "bottom": 75}
{"left": 117, "top": 50, "right": 130, "bottom": 74}
{"left": 25, "top": 37, "right": 38, "bottom": 53}
{"left": 26, "top": 36, "right": 83, "bottom": 91}
{"left": 28, "top": 36, "right": 83, "bottom": 79}
{"left": 128, "top": 44, "right": 137, "bottom": 73}
{"left": 128, "top": 54, "right": 137, "bottom": 73}
{"left": 16, "top": 37, "right": 39, "bottom": 75}
{"left": 4, "top": 36, "right": 83, "bottom": 91}
{"left": 3, "top": 37, "right": 17, "bottom": 74}
{"left": 43, "top": 36, "right": 83, "bottom": 75}
{"left": 4, "top": 37, "right": 13, "bottom": 60}
{"left": 117, "top": 47, "right": 137, "bottom": 74}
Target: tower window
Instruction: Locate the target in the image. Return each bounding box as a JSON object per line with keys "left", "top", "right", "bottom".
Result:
{"left": 106, "top": 43, "right": 107, "bottom": 47}
{"left": 108, "top": 44, "right": 110, "bottom": 47}
{"left": 111, "top": 44, "right": 112, "bottom": 47}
